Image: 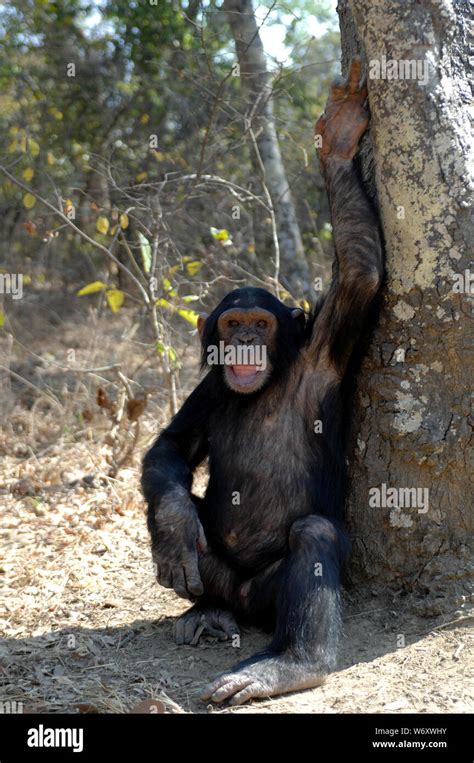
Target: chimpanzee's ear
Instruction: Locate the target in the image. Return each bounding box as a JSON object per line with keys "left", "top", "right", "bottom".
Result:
{"left": 290, "top": 307, "right": 307, "bottom": 331}
{"left": 197, "top": 313, "right": 209, "bottom": 340}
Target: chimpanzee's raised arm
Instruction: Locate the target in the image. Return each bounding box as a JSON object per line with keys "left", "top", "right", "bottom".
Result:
{"left": 142, "top": 375, "right": 213, "bottom": 599}
{"left": 309, "top": 59, "right": 383, "bottom": 374}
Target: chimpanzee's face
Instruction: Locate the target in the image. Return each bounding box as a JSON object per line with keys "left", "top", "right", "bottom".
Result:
{"left": 217, "top": 307, "right": 277, "bottom": 393}
{"left": 198, "top": 287, "right": 307, "bottom": 396}
{"left": 198, "top": 307, "right": 278, "bottom": 394}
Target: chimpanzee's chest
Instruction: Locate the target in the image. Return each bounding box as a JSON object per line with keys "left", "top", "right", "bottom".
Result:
{"left": 202, "top": 371, "right": 331, "bottom": 568}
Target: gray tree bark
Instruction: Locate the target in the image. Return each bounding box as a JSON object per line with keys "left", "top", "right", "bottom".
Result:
{"left": 223, "top": 0, "right": 311, "bottom": 296}
{"left": 337, "top": 0, "right": 473, "bottom": 615}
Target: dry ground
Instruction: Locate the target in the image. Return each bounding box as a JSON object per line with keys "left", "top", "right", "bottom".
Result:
{"left": 0, "top": 300, "right": 472, "bottom": 714}
{"left": 1, "top": 443, "right": 472, "bottom": 715}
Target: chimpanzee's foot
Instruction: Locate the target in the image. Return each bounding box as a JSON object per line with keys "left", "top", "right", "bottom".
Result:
{"left": 201, "top": 651, "right": 326, "bottom": 705}
{"left": 175, "top": 605, "right": 240, "bottom": 646}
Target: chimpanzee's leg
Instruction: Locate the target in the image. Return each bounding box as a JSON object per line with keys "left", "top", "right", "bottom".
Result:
{"left": 174, "top": 496, "right": 245, "bottom": 645}
{"left": 174, "top": 544, "right": 243, "bottom": 645}
{"left": 201, "top": 515, "right": 349, "bottom": 705}
{"left": 237, "top": 559, "right": 283, "bottom": 628}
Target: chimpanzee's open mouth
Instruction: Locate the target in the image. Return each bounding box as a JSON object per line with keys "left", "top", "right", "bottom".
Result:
{"left": 229, "top": 364, "right": 262, "bottom": 386}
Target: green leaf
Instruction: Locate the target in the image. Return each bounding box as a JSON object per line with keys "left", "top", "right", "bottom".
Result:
{"left": 0, "top": 311, "right": 5, "bottom": 328}
{"left": 138, "top": 231, "right": 152, "bottom": 274}
{"left": 167, "top": 346, "right": 177, "bottom": 363}
{"left": 320, "top": 222, "right": 333, "bottom": 241}
{"left": 156, "top": 341, "right": 178, "bottom": 365}
{"left": 27, "top": 138, "right": 40, "bottom": 157}
{"left": 77, "top": 281, "right": 107, "bottom": 296}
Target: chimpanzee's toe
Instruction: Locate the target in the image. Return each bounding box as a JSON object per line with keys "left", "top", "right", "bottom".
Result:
{"left": 201, "top": 670, "right": 267, "bottom": 705}
{"left": 175, "top": 607, "right": 239, "bottom": 646}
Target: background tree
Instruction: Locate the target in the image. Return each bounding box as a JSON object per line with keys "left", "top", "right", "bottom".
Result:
{"left": 223, "top": 0, "right": 310, "bottom": 295}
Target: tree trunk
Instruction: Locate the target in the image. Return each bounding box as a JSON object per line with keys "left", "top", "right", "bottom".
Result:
{"left": 338, "top": 0, "right": 473, "bottom": 615}
{"left": 223, "top": 0, "right": 311, "bottom": 296}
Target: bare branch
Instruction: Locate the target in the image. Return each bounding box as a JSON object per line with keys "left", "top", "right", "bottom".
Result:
{"left": 0, "top": 164, "right": 151, "bottom": 306}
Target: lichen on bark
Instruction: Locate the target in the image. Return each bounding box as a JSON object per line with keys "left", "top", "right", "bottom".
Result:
{"left": 337, "top": 0, "right": 473, "bottom": 615}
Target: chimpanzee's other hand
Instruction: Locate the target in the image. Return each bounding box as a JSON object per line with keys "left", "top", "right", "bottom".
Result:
{"left": 315, "top": 57, "right": 369, "bottom": 163}
{"left": 151, "top": 494, "right": 207, "bottom": 600}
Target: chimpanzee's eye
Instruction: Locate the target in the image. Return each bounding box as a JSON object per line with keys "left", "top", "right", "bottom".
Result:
{"left": 256, "top": 319, "right": 267, "bottom": 329}
{"left": 228, "top": 319, "right": 239, "bottom": 328}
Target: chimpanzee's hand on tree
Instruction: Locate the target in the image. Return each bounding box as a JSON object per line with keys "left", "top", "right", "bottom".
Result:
{"left": 315, "top": 57, "right": 369, "bottom": 163}
{"left": 151, "top": 494, "right": 207, "bottom": 600}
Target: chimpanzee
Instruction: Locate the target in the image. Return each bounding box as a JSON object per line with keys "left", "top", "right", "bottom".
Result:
{"left": 142, "top": 59, "right": 383, "bottom": 705}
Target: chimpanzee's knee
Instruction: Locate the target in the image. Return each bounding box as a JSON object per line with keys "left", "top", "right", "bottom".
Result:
{"left": 288, "top": 515, "right": 349, "bottom": 567}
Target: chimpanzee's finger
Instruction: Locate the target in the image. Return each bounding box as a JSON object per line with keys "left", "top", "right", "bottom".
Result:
{"left": 173, "top": 566, "right": 190, "bottom": 599}
{"left": 347, "top": 57, "right": 362, "bottom": 93}
{"left": 158, "top": 564, "right": 173, "bottom": 589}
{"left": 201, "top": 622, "right": 228, "bottom": 640}
{"left": 330, "top": 75, "right": 346, "bottom": 100}
{"left": 174, "top": 618, "right": 185, "bottom": 645}
{"left": 217, "top": 612, "right": 241, "bottom": 639}
{"left": 183, "top": 555, "right": 204, "bottom": 597}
